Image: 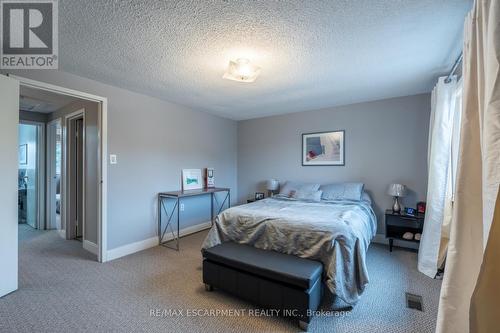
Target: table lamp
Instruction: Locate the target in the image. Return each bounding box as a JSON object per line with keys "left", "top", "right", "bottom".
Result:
{"left": 387, "top": 183, "right": 406, "bottom": 214}
{"left": 266, "top": 179, "right": 279, "bottom": 197}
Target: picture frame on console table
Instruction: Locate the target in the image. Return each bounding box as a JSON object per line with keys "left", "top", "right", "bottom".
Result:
{"left": 182, "top": 169, "right": 203, "bottom": 191}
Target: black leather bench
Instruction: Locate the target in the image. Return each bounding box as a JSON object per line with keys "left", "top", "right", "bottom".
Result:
{"left": 202, "top": 242, "right": 323, "bottom": 330}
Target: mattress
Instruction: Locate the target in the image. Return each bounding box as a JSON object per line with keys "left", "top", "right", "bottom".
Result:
{"left": 202, "top": 196, "right": 377, "bottom": 305}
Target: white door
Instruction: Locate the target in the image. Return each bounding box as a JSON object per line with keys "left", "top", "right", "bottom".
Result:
{"left": 0, "top": 75, "right": 20, "bottom": 297}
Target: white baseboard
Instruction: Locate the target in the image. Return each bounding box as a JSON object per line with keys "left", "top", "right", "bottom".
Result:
{"left": 83, "top": 240, "right": 99, "bottom": 255}
{"left": 372, "top": 233, "right": 419, "bottom": 250}
{"left": 106, "top": 221, "right": 212, "bottom": 262}
{"left": 106, "top": 236, "right": 158, "bottom": 262}
{"left": 57, "top": 229, "right": 66, "bottom": 239}
{"left": 162, "top": 221, "right": 212, "bottom": 242}
{"left": 372, "top": 234, "right": 387, "bottom": 244}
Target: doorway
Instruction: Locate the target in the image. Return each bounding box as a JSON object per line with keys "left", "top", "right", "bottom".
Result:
{"left": 0, "top": 74, "right": 108, "bottom": 299}
{"left": 66, "top": 114, "right": 85, "bottom": 241}
{"left": 46, "top": 119, "right": 62, "bottom": 232}
{"left": 14, "top": 75, "right": 108, "bottom": 262}
{"left": 18, "top": 87, "right": 100, "bottom": 252}
{"left": 18, "top": 122, "right": 44, "bottom": 230}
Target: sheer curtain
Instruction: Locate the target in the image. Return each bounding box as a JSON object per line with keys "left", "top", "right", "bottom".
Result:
{"left": 436, "top": 0, "right": 500, "bottom": 332}
{"left": 417, "top": 77, "right": 462, "bottom": 278}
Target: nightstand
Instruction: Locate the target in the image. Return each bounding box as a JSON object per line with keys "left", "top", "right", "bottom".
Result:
{"left": 385, "top": 210, "right": 425, "bottom": 252}
{"left": 248, "top": 196, "right": 266, "bottom": 203}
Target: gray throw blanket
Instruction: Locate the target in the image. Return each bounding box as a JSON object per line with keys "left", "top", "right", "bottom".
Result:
{"left": 202, "top": 197, "right": 377, "bottom": 305}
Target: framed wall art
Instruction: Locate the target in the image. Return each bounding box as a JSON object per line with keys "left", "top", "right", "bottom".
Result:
{"left": 19, "top": 144, "right": 28, "bottom": 165}
{"left": 182, "top": 169, "right": 203, "bottom": 190}
{"left": 302, "top": 130, "right": 345, "bottom": 166}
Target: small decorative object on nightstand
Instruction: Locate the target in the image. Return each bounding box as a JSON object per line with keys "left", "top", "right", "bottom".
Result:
{"left": 387, "top": 183, "right": 407, "bottom": 214}
{"left": 385, "top": 210, "right": 425, "bottom": 252}
{"left": 255, "top": 192, "right": 265, "bottom": 200}
{"left": 266, "top": 179, "right": 279, "bottom": 197}
{"left": 417, "top": 201, "right": 426, "bottom": 214}
{"left": 248, "top": 192, "right": 265, "bottom": 203}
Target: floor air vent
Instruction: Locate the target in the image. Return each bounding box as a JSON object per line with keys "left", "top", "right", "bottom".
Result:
{"left": 405, "top": 293, "right": 423, "bottom": 311}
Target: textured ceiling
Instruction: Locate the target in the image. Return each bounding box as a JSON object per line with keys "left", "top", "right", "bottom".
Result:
{"left": 20, "top": 86, "right": 78, "bottom": 113}
{"left": 59, "top": 0, "right": 472, "bottom": 120}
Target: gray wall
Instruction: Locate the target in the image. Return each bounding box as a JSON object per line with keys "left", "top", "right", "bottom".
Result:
{"left": 19, "top": 110, "right": 48, "bottom": 123}
{"left": 3, "top": 70, "right": 237, "bottom": 251}
{"left": 237, "top": 94, "right": 430, "bottom": 233}
{"left": 49, "top": 100, "right": 100, "bottom": 245}
{"left": 5, "top": 69, "right": 428, "bottom": 247}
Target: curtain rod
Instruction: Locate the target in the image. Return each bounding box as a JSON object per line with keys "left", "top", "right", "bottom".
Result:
{"left": 445, "top": 52, "right": 463, "bottom": 83}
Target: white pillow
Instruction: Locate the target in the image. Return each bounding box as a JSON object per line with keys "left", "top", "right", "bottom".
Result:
{"left": 279, "top": 181, "right": 320, "bottom": 197}
{"left": 291, "top": 190, "right": 323, "bottom": 202}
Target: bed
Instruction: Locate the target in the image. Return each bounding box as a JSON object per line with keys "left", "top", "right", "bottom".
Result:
{"left": 202, "top": 182, "right": 377, "bottom": 305}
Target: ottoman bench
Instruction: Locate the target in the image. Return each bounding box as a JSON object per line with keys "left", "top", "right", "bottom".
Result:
{"left": 202, "top": 242, "right": 323, "bottom": 330}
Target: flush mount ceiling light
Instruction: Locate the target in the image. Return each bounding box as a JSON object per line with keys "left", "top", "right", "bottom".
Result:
{"left": 223, "top": 58, "right": 261, "bottom": 83}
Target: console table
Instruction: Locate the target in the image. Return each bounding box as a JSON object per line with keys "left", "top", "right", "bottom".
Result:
{"left": 158, "top": 188, "right": 230, "bottom": 250}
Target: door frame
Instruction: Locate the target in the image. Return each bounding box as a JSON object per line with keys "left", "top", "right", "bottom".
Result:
{"left": 10, "top": 75, "right": 108, "bottom": 262}
{"left": 63, "top": 110, "right": 86, "bottom": 241}
{"left": 45, "top": 118, "right": 62, "bottom": 233}
{"left": 19, "top": 119, "right": 45, "bottom": 230}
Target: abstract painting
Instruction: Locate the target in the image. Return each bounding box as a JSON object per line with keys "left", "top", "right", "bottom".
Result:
{"left": 302, "top": 130, "right": 345, "bottom": 166}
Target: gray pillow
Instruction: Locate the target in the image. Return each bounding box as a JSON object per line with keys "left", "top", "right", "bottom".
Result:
{"left": 320, "top": 182, "right": 365, "bottom": 201}
{"left": 279, "top": 181, "right": 320, "bottom": 197}
{"left": 361, "top": 191, "right": 372, "bottom": 204}
{"left": 291, "top": 190, "right": 323, "bottom": 202}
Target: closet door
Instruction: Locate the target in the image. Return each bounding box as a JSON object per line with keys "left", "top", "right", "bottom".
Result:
{"left": 0, "top": 74, "right": 20, "bottom": 297}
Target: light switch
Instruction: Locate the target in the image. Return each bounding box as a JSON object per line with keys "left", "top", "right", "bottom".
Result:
{"left": 110, "top": 154, "right": 117, "bottom": 164}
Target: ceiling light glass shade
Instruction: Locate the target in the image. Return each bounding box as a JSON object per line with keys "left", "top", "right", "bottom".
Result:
{"left": 223, "top": 58, "right": 261, "bottom": 83}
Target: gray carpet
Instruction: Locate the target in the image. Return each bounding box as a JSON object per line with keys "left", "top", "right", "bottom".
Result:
{"left": 0, "top": 225, "right": 441, "bottom": 333}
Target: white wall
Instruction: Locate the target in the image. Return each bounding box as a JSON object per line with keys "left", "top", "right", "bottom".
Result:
{"left": 3, "top": 70, "right": 238, "bottom": 251}
{"left": 237, "top": 94, "right": 431, "bottom": 234}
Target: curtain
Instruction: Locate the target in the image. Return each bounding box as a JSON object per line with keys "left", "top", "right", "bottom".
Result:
{"left": 470, "top": 189, "right": 500, "bottom": 332}
{"left": 436, "top": 0, "right": 500, "bottom": 332}
{"left": 417, "top": 77, "right": 460, "bottom": 278}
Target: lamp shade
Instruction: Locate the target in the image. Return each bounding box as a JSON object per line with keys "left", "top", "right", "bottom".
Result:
{"left": 387, "top": 183, "right": 407, "bottom": 197}
{"left": 266, "top": 179, "right": 279, "bottom": 191}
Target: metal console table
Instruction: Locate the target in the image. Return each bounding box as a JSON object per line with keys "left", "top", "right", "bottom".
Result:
{"left": 158, "top": 187, "right": 230, "bottom": 250}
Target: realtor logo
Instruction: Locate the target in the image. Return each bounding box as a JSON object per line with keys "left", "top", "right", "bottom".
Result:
{"left": 1, "top": 0, "right": 58, "bottom": 69}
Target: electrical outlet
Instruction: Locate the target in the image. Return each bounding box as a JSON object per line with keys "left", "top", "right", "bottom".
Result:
{"left": 180, "top": 203, "right": 185, "bottom": 211}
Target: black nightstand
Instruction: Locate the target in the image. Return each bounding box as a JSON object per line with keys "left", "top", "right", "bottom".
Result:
{"left": 247, "top": 197, "right": 266, "bottom": 203}
{"left": 385, "top": 210, "right": 425, "bottom": 252}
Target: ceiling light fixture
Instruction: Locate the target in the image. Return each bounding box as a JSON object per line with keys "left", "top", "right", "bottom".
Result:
{"left": 223, "top": 58, "right": 261, "bottom": 83}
